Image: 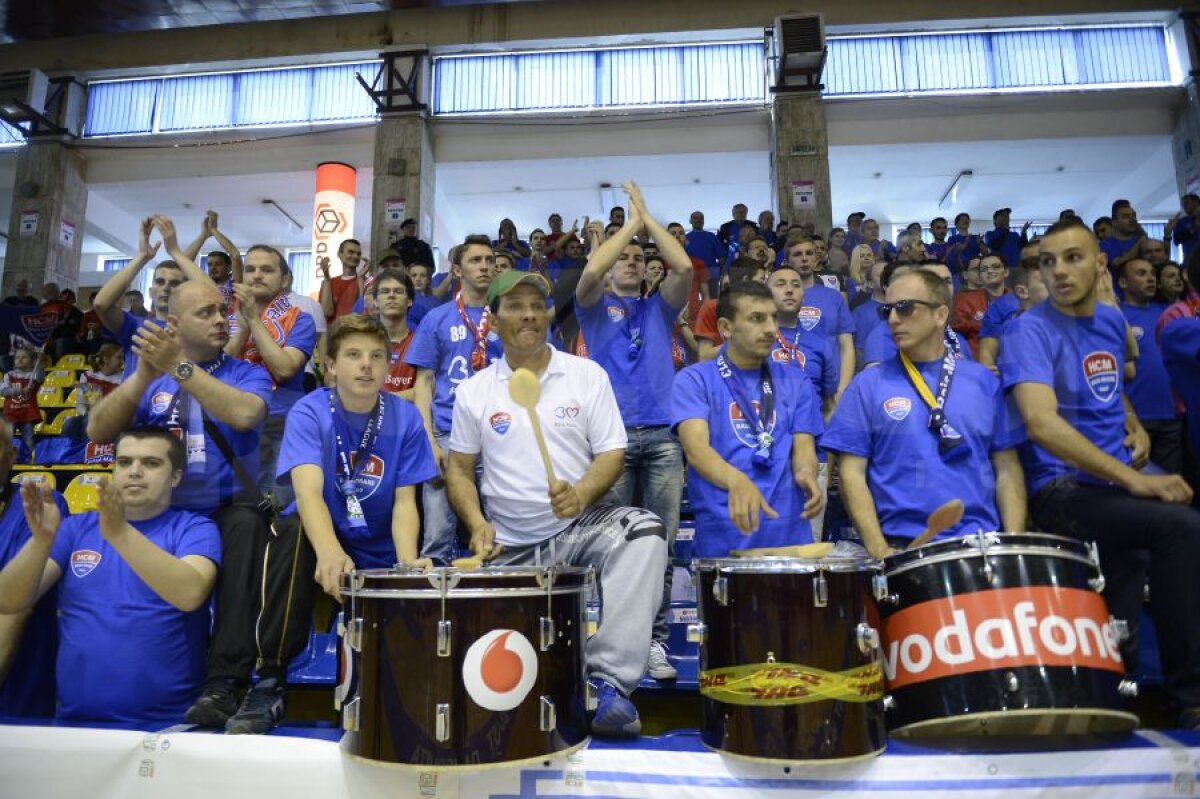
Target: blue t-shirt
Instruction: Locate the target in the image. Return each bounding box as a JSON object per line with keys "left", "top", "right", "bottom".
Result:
{"left": 577, "top": 292, "right": 682, "bottom": 427}
{"left": 772, "top": 324, "right": 840, "bottom": 403}
{"left": 796, "top": 283, "right": 854, "bottom": 346}
{"left": 999, "top": 302, "right": 1130, "bottom": 492}
{"left": 1161, "top": 316, "right": 1200, "bottom": 455}
{"left": 1121, "top": 303, "right": 1175, "bottom": 422}
{"left": 1100, "top": 236, "right": 1139, "bottom": 270}
{"left": 115, "top": 311, "right": 163, "bottom": 379}
{"left": 946, "top": 233, "right": 984, "bottom": 274}
{"left": 0, "top": 492, "right": 67, "bottom": 718}
{"left": 48, "top": 508, "right": 221, "bottom": 726}
{"left": 1174, "top": 217, "right": 1199, "bottom": 260}
{"left": 821, "top": 356, "right": 1023, "bottom": 540}
{"left": 979, "top": 293, "right": 1022, "bottom": 340}
{"left": 686, "top": 230, "right": 725, "bottom": 273}
{"left": 404, "top": 300, "right": 504, "bottom": 433}
{"left": 134, "top": 354, "right": 273, "bottom": 514}
{"left": 277, "top": 389, "right": 438, "bottom": 568}
{"left": 926, "top": 241, "right": 949, "bottom": 262}
{"left": 230, "top": 304, "right": 316, "bottom": 417}
{"left": 851, "top": 297, "right": 883, "bottom": 354}
{"left": 984, "top": 228, "right": 1024, "bottom": 270}
{"left": 863, "top": 326, "right": 972, "bottom": 366}
{"left": 672, "top": 358, "right": 824, "bottom": 556}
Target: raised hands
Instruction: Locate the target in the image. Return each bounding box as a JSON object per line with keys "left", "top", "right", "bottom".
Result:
{"left": 96, "top": 478, "right": 128, "bottom": 542}
{"left": 131, "top": 320, "right": 182, "bottom": 376}
{"left": 139, "top": 217, "right": 162, "bottom": 261}
{"left": 20, "top": 481, "right": 60, "bottom": 545}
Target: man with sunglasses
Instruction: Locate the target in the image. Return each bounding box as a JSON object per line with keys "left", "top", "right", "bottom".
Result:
{"left": 1002, "top": 218, "right": 1200, "bottom": 729}
{"left": 861, "top": 262, "right": 970, "bottom": 366}
{"left": 822, "top": 269, "right": 1027, "bottom": 559}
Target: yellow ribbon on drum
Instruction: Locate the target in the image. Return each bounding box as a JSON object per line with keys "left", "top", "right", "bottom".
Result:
{"left": 699, "top": 661, "right": 885, "bottom": 706}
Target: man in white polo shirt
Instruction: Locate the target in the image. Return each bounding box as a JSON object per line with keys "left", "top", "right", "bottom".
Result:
{"left": 446, "top": 270, "right": 667, "bottom": 740}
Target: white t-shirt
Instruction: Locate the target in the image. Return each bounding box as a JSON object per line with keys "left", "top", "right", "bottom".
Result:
{"left": 290, "top": 291, "right": 326, "bottom": 377}
{"left": 449, "top": 348, "right": 627, "bottom": 546}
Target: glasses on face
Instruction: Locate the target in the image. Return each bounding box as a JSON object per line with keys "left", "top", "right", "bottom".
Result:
{"left": 981, "top": 264, "right": 1005, "bottom": 273}
{"left": 877, "top": 299, "right": 943, "bottom": 321}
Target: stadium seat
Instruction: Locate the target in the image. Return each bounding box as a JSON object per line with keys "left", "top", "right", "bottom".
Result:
{"left": 36, "top": 386, "right": 66, "bottom": 408}
{"left": 42, "top": 370, "right": 77, "bottom": 389}
{"left": 38, "top": 408, "right": 78, "bottom": 436}
{"left": 64, "top": 387, "right": 83, "bottom": 408}
{"left": 11, "top": 471, "right": 56, "bottom": 490}
{"left": 56, "top": 354, "right": 87, "bottom": 370}
{"left": 64, "top": 472, "right": 107, "bottom": 514}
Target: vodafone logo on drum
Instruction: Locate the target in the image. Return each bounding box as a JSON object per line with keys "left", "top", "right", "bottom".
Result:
{"left": 462, "top": 630, "right": 539, "bottom": 711}
{"left": 880, "top": 587, "right": 1124, "bottom": 690}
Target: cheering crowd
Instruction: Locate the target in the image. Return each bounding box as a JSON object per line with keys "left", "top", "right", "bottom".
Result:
{"left": 3, "top": 182, "right": 1200, "bottom": 739}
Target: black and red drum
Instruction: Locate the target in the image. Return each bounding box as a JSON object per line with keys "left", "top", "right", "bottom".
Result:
{"left": 336, "top": 566, "right": 593, "bottom": 767}
{"left": 877, "top": 532, "right": 1139, "bottom": 737}
{"left": 692, "top": 556, "right": 888, "bottom": 764}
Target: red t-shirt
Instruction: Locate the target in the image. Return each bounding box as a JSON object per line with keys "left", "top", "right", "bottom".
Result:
{"left": 693, "top": 299, "right": 722, "bottom": 346}
{"left": 952, "top": 288, "right": 1007, "bottom": 357}
{"left": 385, "top": 330, "right": 417, "bottom": 394}
{"left": 78, "top": 309, "right": 104, "bottom": 342}
{"left": 326, "top": 275, "right": 359, "bottom": 322}
{"left": 3, "top": 370, "right": 43, "bottom": 424}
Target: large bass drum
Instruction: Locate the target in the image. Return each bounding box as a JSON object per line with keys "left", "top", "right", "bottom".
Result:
{"left": 337, "top": 566, "right": 592, "bottom": 767}
{"left": 877, "top": 532, "right": 1139, "bottom": 736}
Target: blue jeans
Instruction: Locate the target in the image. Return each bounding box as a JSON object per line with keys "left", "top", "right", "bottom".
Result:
{"left": 610, "top": 425, "right": 682, "bottom": 644}
{"left": 420, "top": 431, "right": 485, "bottom": 563}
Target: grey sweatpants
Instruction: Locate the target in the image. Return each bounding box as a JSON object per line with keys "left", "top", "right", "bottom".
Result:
{"left": 492, "top": 504, "right": 667, "bottom": 695}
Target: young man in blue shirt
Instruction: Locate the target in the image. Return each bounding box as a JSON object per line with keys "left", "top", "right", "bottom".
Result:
{"left": 575, "top": 182, "right": 691, "bottom": 681}
{"left": 673, "top": 280, "right": 823, "bottom": 557}
{"left": 0, "top": 428, "right": 220, "bottom": 728}
{"left": 823, "top": 269, "right": 1026, "bottom": 558}
{"left": 1002, "top": 218, "right": 1200, "bottom": 728}
{"left": 407, "top": 235, "right": 503, "bottom": 564}
{"left": 1101, "top": 200, "right": 1147, "bottom": 274}
{"left": 983, "top": 208, "right": 1030, "bottom": 272}
{"left": 278, "top": 313, "right": 438, "bottom": 596}
{"left": 1117, "top": 258, "right": 1181, "bottom": 474}
{"left": 783, "top": 237, "right": 856, "bottom": 403}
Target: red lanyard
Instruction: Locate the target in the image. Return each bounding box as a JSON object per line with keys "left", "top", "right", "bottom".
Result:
{"left": 455, "top": 292, "right": 491, "bottom": 372}
{"left": 774, "top": 329, "right": 805, "bottom": 368}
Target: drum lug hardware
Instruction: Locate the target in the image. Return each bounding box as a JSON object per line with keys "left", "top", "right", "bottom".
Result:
{"left": 1089, "top": 573, "right": 1106, "bottom": 593}
{"left": 586, "top": 680, "right": 598, "bottom": 712}
{"left": 1111, "top": 617, "right": 1130, "bottom": 643}
{"left": 855, "top": 623, "right": 879, "bottom": 655}
{"left": 982, "top": 558, "right": 995, "bottom": 584}
{"left": 1118, "top": 679, "right": 1139, "bottom": 698}
{"left": 539, "top": 616, "right": 555, "bottom": 651}
{"left": 1087, "top": 541, "right": 1102, "bottom": 569}
{"left": 814, "top": 573, "right": 828, "bottom": 608}
{"left": 585, "top": 606, "right": 599, "bottom": 637}
{"left": 342, "top": 696, "right": 360, "bottom": 732}
{"left": 345, "top": 618, "right": 363, "bottom": 652}
{"left": 437, "top": 620, "right": 452, "bottom": 657}
{"left": 539, "top": 696, "right": 557, "bottom": 732}
{"left": 872, "top": 574, "right": 899, "bottom": 605}
{"left": 713, "top": 576, "right": 729, "bottom": 606}
{"left": 883, "top": 695, "right": 895, "bottom": 711}
{"left": 686, "top": 623, "right": 708, "bottom": 644}
{"left": 766, "top": 651, "right": 776, "bottom": 664}
{"left": 349, "top": 572, "right": 366, "bottom": 592}
{"left": 435, "top": 703, "right": 451, "bottom": 742}
{"left": 1004, "top": 671, "right": 1019, "bottom": 693}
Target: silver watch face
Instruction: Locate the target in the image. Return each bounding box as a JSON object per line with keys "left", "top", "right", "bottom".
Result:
{"left": 174, "top": 362, "right": 194, "bottom": 380}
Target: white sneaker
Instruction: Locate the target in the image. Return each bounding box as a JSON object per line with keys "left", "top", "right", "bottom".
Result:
{"left": 647, "top": 640, "right": 677, "bottom": 680}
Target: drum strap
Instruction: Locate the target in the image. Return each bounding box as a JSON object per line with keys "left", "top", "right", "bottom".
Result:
{"left": 898, "top": 341, "right": 967, "bottom": 461}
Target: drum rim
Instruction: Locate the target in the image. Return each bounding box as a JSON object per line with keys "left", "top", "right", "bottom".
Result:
{"left": 884, "top": 545, "right": 1098, "bottom": 578}
{"left": 888, "top": 707, "right": 1139, "bottom": 737}
{"left": 694, "top": 556, "right": 880, "bottom": 574}
{"left": 348, "top": 565, "right": 594, "bottom": 579}
{"left": 344, "top": 585, "right": 592, "bottom": 599}
{"left": 887, "top": 531, "right": 1089, "bottom": 563}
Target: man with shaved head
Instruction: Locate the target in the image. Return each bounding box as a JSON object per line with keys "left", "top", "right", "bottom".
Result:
{"left": 87, "top": 277, "right": 308, "bottom": 734}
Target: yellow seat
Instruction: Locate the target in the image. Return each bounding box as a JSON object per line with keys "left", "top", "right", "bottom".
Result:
{"left": 35, "top": 386, "right": 66, "bottom": 408}
{"left": 64, "top": 387, "right": 84, "bottom": 407}
{"left": 56, "top": 354, "right": 87, "bottom": 370}
{"left": 42, "top": 370, "right": 76, "bottom": 389}
{"left": 11, "top": 471, "right": 56, "bottom": 490}
{"left": 64, "top": 472, "right": 107, "bottom": 514}
{"left": 38, "top": 408, "right": 77, "bottom": 436}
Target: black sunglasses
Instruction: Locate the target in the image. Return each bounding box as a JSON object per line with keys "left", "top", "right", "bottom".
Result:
{"left": 877, "top": 299, "right": 943, "bottom": 321}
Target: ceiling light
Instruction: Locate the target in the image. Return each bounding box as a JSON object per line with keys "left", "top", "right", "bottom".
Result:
{"left": 263, "top": 199, "right": 302, "bottom": 232}
{"left": 939, "top": 170, "right": 973, "bottom": 209}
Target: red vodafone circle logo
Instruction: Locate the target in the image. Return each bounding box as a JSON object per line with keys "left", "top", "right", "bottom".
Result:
{"left": 462, "top": 630, "right": 538, "bottom": 711}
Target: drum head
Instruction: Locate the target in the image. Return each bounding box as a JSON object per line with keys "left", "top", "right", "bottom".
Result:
{"left": 885, "top": 532, "right": 1095, "bottom": 576}
{"left": 696, "top": 555, "right": 877, "bottom": 574}
{"left": 343, "top": 565, "right": 592, "bottom": 597}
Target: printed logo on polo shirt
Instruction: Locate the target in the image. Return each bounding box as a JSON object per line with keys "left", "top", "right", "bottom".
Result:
{"left": 70, "top": 550, "right": 101, "bottom": 578}
{"left": 884, "top": 397, "right": 912, "bottom": 421}
{"left": 347, "top": 453, "right": 386, "bottom": 500}
{"left": 728, "top": 401, "right": 777, "bottom": 448}
{"left": 798, "top": 307, "right": 822, "bottom": 332}
{"left": 1082, "top": 351, "right": 1119, "bottom": 404}
{"left": 1132, "top": 325, "right": 1145, "bottom": 342}
{"left": 490, "top": 412, "right": 512, "bottom": 435}
{"left": 554, "top": 405, "right": 580, "bottom": 419}
{"left": 606, "top": 306, "right": 626, "bottom": 323}
{"left": 770, "top": 349, "right": 806, "bottom": 368}
{"left": 150, "top": 391, "right": 173, "bottom": 415}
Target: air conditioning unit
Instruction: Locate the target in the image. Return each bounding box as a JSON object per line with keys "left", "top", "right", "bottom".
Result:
{"left": 773, "top": 14, "right": 826, "bottom": 92}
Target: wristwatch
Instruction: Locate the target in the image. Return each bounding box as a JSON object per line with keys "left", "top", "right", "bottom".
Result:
{"left": 173, "top": 361, "right": 196, "bottom": 382}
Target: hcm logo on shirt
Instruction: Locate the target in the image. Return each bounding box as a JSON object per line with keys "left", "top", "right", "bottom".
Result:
{"left": 347, "top": 454, "right": 386, "bottom": 499}
{"left": 728, "top": 402, "right": 777, "bottom": 448}
{"left": 490, "top": 412, "right": 512, "bottom": 435}
{"left": 770, "top": 349, "right": 806, "bottom": 368}
{"left": 70, "top": 550, "right": 102, "bottom": 578}
{"left": 1082, "top": 351, "right": 1119, "bottom": 403}
{"left": 883, "top": 397, "right": 912, "bottom": 421}
{"left": 606, "top": 306, "right": 626, "bottom": 323}
{"left": 797, "top": 307, "right": 822, "bottom": 332}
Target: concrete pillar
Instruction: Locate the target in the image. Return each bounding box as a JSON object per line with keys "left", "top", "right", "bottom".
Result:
{"left": 371, "top": 115, "right": 435, "bottom": 256}
{"left": 770, "top": 93, "right": 833, "bottom": 235}
{"left": 4, "top": 140, "right": 87, "bottom": 296}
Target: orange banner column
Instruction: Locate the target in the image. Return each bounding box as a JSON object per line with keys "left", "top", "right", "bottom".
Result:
{"left": 312, "top": 162, "right": 357, "bottom": 277}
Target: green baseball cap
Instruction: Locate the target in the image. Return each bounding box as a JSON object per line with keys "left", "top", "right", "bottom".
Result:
{"left": 486, "top": 270, "right": 551, "bottom": 305}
